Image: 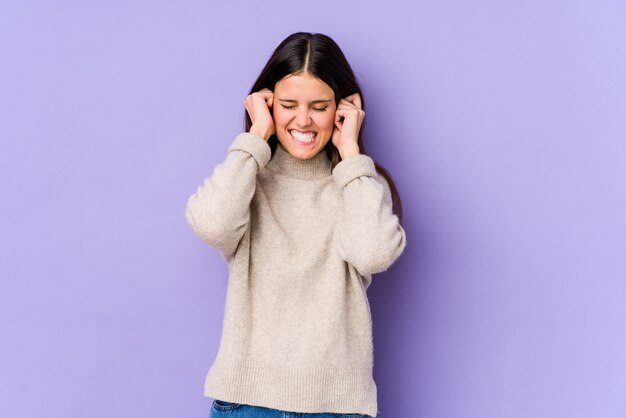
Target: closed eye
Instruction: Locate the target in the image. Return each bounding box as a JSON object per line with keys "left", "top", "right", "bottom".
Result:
{"left": 280, "top": 104, "right": 327, "bottom": 112}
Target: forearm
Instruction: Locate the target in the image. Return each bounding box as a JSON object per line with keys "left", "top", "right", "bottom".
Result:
{"left": 185, "top": 132, "right": 271, "bottom": 260}
{"left": 332, "top": 154, "right": 407, "bottom": 276}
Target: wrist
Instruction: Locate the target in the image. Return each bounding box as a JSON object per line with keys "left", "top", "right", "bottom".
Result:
{"left": 249, "top": 125, "right": 272, "bottom": 142}
{"left": 339, "top": 144, "right": 360, "bottom": 159}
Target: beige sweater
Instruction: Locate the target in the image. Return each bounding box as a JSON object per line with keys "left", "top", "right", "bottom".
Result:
{"left": 185, "top": 132, "right": 407, "bottom": 417}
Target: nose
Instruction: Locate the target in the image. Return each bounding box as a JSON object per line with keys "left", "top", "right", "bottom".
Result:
{"left": 295, "top": 107, "right": 312, "bottom": 127}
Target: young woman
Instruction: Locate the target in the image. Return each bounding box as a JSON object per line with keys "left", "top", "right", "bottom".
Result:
{"left": 186, "top": 32, "right": 407, "bottom": 418}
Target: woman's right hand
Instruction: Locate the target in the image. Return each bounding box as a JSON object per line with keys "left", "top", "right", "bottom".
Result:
{"left": 244, "top": 88, "right": 274, "bottom": 142}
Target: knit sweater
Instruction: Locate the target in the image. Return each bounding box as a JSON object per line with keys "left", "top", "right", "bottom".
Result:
{"left": 185, "top": 132, "right": 407, "bottom": 417}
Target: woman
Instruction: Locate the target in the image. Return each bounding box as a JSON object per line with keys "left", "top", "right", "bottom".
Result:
{"left": 185, "top": 32, "right": 407, "bottom": 418}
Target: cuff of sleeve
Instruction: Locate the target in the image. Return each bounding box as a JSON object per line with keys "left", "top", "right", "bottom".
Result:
{"left": 331, "top": 154, "right": 377, "bottom": 188}
{"left": 227, "top": 132, "right": 272, "bottom": 168}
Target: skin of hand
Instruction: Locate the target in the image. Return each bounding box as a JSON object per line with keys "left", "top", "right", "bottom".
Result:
{"left": 245, "top": 88, "right": 275, "bottom": 141}
{"left": 331, "top": 93, "right": 364, "bottom": 159}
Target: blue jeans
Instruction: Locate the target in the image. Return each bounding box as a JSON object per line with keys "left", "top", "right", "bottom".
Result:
{"left": 210, "top": 399, "right": 374, "bottom": 418}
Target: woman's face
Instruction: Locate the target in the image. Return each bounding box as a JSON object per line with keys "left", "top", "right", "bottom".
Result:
{"left": 272, "top": 72, "right": 336, "bottom": 160}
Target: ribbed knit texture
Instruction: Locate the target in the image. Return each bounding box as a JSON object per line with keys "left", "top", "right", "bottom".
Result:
{"left": 185, "top": 132, "right": 407, "bottom": 417}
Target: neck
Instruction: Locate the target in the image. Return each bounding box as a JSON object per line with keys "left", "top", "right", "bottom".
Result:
{"left": 266, "top": 143, "right": 332, "bottom": 179}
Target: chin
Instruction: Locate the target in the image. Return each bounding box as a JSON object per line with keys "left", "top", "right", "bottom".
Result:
{"left": 279, "top": 132, "right": 331, "bottom": 159}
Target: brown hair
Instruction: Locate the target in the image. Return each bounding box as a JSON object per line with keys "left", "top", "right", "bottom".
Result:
{"left": 245, "top": 32, "right": 403, "bottom": 224}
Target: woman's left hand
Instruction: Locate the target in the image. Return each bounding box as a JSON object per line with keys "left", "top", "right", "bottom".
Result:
{"left": 332, "top": 93, "right": 364, "bottom": 159}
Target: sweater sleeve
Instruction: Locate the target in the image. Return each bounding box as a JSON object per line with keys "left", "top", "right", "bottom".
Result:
{"left": 331, "top": 154, "right": 407, "bottom": 276}
{"left": 185, "top": 132, "right": 271, "bottom": 263}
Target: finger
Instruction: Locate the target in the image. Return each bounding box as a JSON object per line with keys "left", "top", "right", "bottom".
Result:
{"left": 342, "top": 93, "right": 358, "bottom": 103}
{"left": 254, "top": 91, "right": 274, "bottom": 109}
{"left": 256, "top": 89, "right": 274, "bottom": 100}
{"left": 339, "top": 98, "right": 357, "bottom": 110}
{"left": 334, "top": 110, "right": 343, "bottom": 129}
{"left": 267, "top": 92, "right": 274, "bottom": 108}
{"left": 342, "top": 93, "right": 362, "bottom": 110}
{"left": 337, "top": 101, "right": 353, "bottom": 111}
{"left": 336, "top": 108, "right": 358, "bottom": 120}
{"left": 352, "top": 93, "right": 362, "bottom": 110}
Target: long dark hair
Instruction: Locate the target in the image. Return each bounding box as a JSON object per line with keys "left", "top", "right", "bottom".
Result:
{"left": 244, "top": 32, "right": 403, "bottom": 225}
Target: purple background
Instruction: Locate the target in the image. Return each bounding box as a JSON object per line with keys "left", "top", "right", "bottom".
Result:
{"left": 2, "top": 1, "right": 625, "bottom": 417}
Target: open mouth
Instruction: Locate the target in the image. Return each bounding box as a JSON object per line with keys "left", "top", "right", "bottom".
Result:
{"left": 289, "top": 129, "right": 317, "bottom": 146}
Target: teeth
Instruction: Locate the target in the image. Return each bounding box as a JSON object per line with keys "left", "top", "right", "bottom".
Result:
{"left": 290, "top": 130, "right": 316, "bottom": 143}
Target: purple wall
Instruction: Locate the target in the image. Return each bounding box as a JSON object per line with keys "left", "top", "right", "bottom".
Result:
{"left": 2, "top": 1, "right": 625, "bottom": 417}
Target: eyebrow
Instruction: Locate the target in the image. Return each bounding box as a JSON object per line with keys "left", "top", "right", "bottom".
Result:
{"left": 278, "top": 99, "right": 332, "bottom": 104}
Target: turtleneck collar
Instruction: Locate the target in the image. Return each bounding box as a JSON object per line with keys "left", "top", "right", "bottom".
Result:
{"left": 266, "top": 143, "right": 333, "bottom": 179}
